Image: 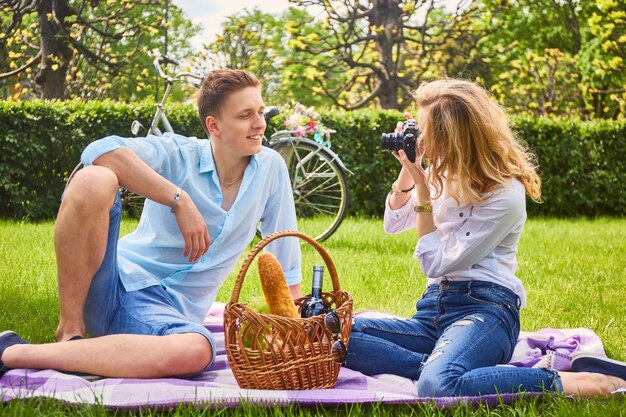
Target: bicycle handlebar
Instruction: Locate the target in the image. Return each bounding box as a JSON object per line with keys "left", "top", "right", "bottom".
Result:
{"left": 152, "top": 52, "right": 203, "bottom": 85}
{"left": 158, "top": 55, "right": 180, "bottom": 67}
{"left": 153, "top": 55, "right": 174, "bottom": 80}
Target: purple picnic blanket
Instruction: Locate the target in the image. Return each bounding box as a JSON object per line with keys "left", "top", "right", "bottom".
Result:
{"left": 0, "top": 303, "right": 606, "bottom": 409}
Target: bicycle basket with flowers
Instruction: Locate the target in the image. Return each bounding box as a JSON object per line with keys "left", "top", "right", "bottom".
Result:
{"left": 283, "top": 103, "right": 332, "bottom": 148}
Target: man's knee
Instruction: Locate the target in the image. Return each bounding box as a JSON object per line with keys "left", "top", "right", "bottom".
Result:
{"left": 62, "top": 166, "right": 119, "bottom": 212}
{"left": 160, "top": 333, "right": 214, "bottom": 376}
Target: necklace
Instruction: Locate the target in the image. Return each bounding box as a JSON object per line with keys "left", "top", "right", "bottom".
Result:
{"left": 217, "top": 172, "right": 244, "bottom": 186}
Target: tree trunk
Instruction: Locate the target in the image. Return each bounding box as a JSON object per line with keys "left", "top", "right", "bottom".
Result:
{"left": 378, "top": 78, "right": 401, "bottom": 109}
{"left": 36, "top": 0, "right": 73, "bottom": 99}
{"left": 370, "top": 0, "right": 402, "bottom": 109}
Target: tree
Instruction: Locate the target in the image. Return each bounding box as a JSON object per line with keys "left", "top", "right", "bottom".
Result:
{"left": 287, "top": 0, "right": 494, "bottom": 110}
{"left": 488, "top": 48, "right": 581, "bottom": 117}
{"left": 191, "top": 8, "right": 284, "bottom": 101}
{"left": 0, "top": 0, "right": 198, "bottom": 100}
{"left": 479, "top": 0, "right": 626, "bottom": 119}
{"left": 191, "top": 6, "right": 335, "bottom": 107}
{"left": 578, "top": 0, "right": 626, "bottom": 118}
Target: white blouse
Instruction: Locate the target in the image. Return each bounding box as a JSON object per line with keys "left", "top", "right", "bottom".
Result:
{"left": 384, "top": 179, "right": 528, "bottom": 307}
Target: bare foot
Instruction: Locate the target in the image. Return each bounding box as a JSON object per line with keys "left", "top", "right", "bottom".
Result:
{"left": 561, "top": 371, "right": 626, "bottom": 397}
{"left": 55, "top": 322, "right": 85, "bottom": 342}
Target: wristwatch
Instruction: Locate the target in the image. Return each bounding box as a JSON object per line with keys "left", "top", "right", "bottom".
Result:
{"left": 413, "top": 203, "right": 432, "bottom": 213}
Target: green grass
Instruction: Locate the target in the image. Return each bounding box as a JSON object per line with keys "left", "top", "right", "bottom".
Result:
{"left": 1, "top": 217, "right": 625, "bottom": 416}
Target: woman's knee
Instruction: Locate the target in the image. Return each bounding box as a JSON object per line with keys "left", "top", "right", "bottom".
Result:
{"left": 62, "top": 166, "right": 119, "bottom": 212}
{"left": 416, "top": 360, "right": 460, "bottom": 397}
{"left": 350, "top": 319, "right": 367, "bottom": 335}
{"left": 416, "top": 375, "right": 448, "bottom": 397}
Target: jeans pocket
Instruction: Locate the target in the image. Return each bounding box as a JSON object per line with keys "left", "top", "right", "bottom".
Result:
{"left": 467, "top": 289, "right": 502, "bottom": 307}
{"left": 467, "top": 286, "right": 517, "bottom": 309}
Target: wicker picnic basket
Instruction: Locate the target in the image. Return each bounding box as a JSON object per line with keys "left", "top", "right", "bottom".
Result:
{"left": 224, "top": 231, "right": 353, "bottom": 390}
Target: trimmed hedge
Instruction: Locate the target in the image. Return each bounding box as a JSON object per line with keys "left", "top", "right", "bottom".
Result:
{"left": 0, "top": 100, "right": 203, "bottom": 220}
{"left": 0, "top": 101, "right": 624, "bottom": 220}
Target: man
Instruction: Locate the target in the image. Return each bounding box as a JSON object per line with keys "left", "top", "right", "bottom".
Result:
{"left": 0, "top": 69, "right": 302, "bottom": 378}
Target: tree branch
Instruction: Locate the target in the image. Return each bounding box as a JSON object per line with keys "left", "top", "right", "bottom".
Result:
{"left": 345, "top": 82, "right": 383, "bottom": 110}
{"left": 0, "top": 50, "right": 42, "bottom": 80}
{"left": 589, "top": 88, "right": 626, "bottom": 94}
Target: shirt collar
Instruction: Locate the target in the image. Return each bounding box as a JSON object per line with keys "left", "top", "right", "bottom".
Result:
{"left": 199, "top": 140, "right": 260, "bottom": 173}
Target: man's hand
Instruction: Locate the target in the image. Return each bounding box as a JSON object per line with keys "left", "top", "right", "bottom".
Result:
{"left": 93, "top": 148, "right": 211, "bottom": 262}
{"left": 173, "top": 191, "right": 211, "bottom": 262}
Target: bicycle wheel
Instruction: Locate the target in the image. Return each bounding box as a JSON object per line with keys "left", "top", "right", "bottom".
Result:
{"left": 120, "top": 189, "right": 145, "bottom": 217}
{"left": 271, "top": 138, "right": 349, "bottom": 241}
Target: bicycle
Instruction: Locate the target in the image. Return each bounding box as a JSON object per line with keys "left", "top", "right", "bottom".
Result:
{"left": 68, "top": 53, "right": 349, "bottom": 241}
{"left": 262, "top": 117, "right": 350, "bottom": 241}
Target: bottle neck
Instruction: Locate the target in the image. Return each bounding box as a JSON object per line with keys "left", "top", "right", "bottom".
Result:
{"left": 311, "top": 286, "right": 322, "bottom": 298}
{"left": 311, "top": 265, "right": 324, "bottom": 298}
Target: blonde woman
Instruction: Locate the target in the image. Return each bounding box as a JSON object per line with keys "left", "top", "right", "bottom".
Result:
{"left": 345, "top": 79, "right": 626, "bottom": 397}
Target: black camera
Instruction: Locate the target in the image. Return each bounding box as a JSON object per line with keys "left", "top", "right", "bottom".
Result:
{"left": 380, "top": 119, "right": 419, "bottom": 163}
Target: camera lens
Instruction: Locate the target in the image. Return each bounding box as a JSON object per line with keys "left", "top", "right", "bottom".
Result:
{"left": 380, "top": 120, "right": 418, "bottom": 163}
{"left": 380, "top": 132, "right": 404, "bottom": 151}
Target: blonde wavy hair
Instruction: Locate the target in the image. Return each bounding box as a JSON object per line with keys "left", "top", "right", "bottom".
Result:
{"left": 414, "top": 79, "right": 541, "bottom": 204}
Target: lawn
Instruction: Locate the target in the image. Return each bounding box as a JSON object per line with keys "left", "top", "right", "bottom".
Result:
{"left": 0, "top": 217, "right": 625, "bottom": 416}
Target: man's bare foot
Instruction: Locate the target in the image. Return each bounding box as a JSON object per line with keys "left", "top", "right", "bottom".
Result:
{"left": 56, "top": 323, "right": 85, "bottom": 342}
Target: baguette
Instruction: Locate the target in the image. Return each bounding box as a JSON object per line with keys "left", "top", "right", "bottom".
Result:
{"left": 257, "top": 252, "right": 299, "bottom": 318}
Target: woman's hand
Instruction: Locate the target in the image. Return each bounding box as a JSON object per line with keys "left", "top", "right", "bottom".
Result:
{"left": 393, "top": 113, "right": 435, "bottom": 238}
{"left": 392, "top": 112, "right": 426, "bottom": 186}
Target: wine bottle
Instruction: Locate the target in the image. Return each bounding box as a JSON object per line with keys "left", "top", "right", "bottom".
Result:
{"left": 300, "top": 265, "right": 330, "bottom": 318}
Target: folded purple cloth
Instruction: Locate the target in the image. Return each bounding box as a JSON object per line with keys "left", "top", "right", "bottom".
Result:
{"left": 510, "top": 328, "right": 606, "bottom": 370}
{"left": 0, "top": 304, "right": 604, "bottom": 409}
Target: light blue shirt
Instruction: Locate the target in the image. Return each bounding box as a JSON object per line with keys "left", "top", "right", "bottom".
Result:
{"left": 81, "top": 133, "right": 302, "bottom": 323}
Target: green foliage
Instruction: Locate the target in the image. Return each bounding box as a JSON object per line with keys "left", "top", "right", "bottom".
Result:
{"left": 202, "top": 0, "right": 625, "bottom": 118}
{"left": 477, "top": 0, "right": 626, "bottom": 119}
{"left": 284, "top": 0, "right": 491, "bottom": 110}
{"left": 193, "top": 7, "right": 284, "bottom": 95}
{"left": 192, "top": 7, "right": 335, "bottom": 108}
{"left": 315, "top": 108, "right": 406, "bottom": 216}
{"left": 0, "top": 101, "right": 624, "bottom": 220}
{"left": 204, "top": 1, "right": 492, "bottom": 110}
{"left": 487, "top": 49, "right": 582, "bottom": 117}
{"left": 0, "top": 1, "right": 199, "bottom": 101}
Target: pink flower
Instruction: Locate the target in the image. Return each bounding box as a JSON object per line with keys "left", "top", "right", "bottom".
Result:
{"left": 294, "top": 126, "right": 306, "bottom": 137}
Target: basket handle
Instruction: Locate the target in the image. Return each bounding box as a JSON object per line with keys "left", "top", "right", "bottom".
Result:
{"left": 230, "top": 230, "right": 340, "bottom": 304}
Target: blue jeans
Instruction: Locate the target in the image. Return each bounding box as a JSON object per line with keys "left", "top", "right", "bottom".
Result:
{"left": 346, "top": 280, "right": 563, "bottom": 397}
{"left": 82, "top": 193, "right": 215, "bottom": 368}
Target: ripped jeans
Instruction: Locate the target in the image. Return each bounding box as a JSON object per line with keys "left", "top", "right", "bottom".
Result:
{"left": 346, "top": 280, "right": 563, "bottom": 397}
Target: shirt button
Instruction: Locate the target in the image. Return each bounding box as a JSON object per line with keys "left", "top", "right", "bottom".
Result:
{"left": 466, "top": 232, "right": 470, "bottom": 236}
{"left": 459, "top": 212, "right": 464, "bottom": 217}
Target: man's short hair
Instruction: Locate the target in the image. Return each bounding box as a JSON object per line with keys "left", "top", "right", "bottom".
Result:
{"left": 197, "top": 69, "right": 261, "bottom": 135}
